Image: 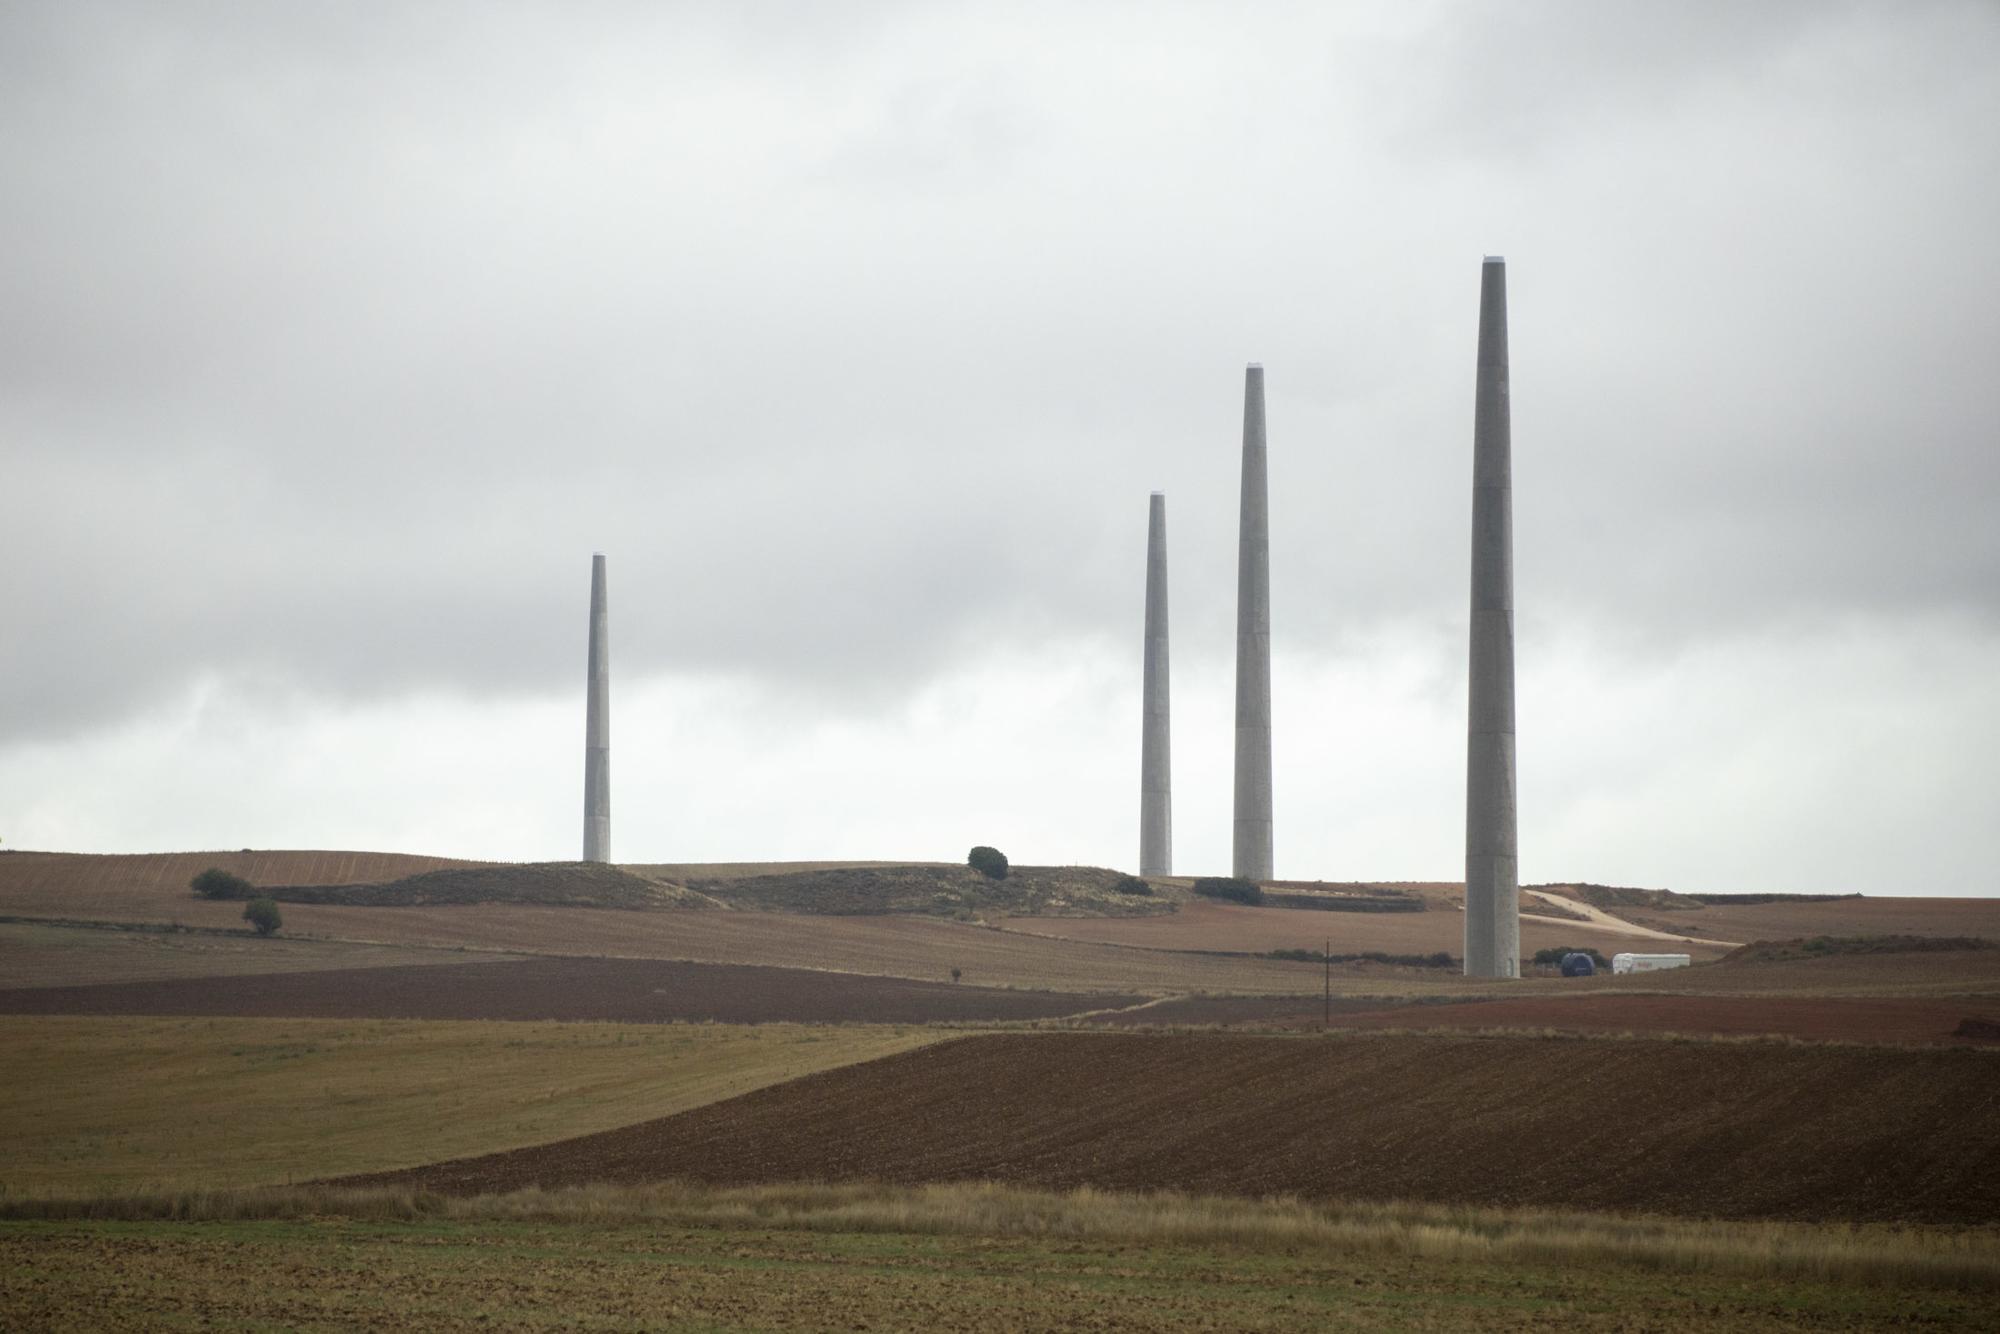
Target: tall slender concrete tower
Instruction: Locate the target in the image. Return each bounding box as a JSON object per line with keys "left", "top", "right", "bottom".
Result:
{"left": 1140, "top": 492, "right": 1172, "bottom": 876}
{"left": 1464, "top": 258, "right": 1520, "bottom": 978}
{"left": 1233, "top": 364, "right": 1274, "bottom": 882}
{"left": 582, "top": 552, "right": 610, "bottom": 864}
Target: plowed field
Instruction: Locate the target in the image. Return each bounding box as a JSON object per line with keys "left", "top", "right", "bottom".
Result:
{"left": 355, "top": 1031, "right": 2000, "bottom": 1224}
{"left": 1092, "top": 992, "right": 2000, "bottom": 1043}
{"left": 1580, "top": 949, "right": 2000, "bottom": 997}
{"left": 0, "top": 957, "right": 1134, "bottom": 1024}
{"left": 13, "top": 1208, "right": 1992, "bottom": 1332}
{"left": 1620, "top": 896, "right": 2000, "bottom": 943}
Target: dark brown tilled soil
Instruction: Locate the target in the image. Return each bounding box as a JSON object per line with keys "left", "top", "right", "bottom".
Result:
{"left": 350, "top": 1031, "right": 2000, "bottom": 1224}
{"left": 1092, "top": 992, "right": 2000, "bottom": 1044}
{"left": 0, "top": 957, "right": 1137, "bottom": 1025}
{"left": 1087, "top": 995, "right": 1402, "bottom": 1027}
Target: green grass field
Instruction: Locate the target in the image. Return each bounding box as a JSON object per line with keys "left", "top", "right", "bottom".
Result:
{"left": 4, "top": 1183, "right": 1996, "bottom": 1331}
{"left": 0, "top": 1017, "right": 935, "bottom": 1195}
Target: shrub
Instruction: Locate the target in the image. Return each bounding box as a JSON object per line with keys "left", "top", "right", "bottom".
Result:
{"left": 1530, "top": 945, "right": 1609, "bottom": 970}
{"left": 191, "top": 867, "right": 255, "bottom": 901}
{"left": 1192, "top": 876, "right": 1263, "bottom": 906}
{"left": 242, "top": 897, "right": 282, "bottom": 937}
{"left": 967, "top": 847, "right": 1009, "bottom": 881}
{"left": 950, "top": 967, "right": 962, "bottom": 984}
{"left": 1112, "top": 875, "right": 1153, "bottom": 897}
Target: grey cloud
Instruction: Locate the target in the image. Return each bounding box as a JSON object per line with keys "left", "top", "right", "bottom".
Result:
{"left": 3, "top": 1, "right": 1997, "bottom": 749}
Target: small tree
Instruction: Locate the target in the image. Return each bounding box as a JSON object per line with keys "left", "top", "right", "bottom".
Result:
{"left": 242, "top": 897, "right": 283, "bottom": 937}
{"left": 950, "top": 966, "right": 962, "bottom": 984}
{"left": 967, "top": 846, "right": 1009, "bottom": 881}
{"left": 191, "top": 867, "right": 255, "bottom": 900}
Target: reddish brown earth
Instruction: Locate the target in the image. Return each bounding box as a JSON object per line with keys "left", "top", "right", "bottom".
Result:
{"left": 350, "top": 1031, "right": 2000, "bottom": 1224}
{"left": 1002, "top": 898, "right": 1732, "bottom": 961}
{"left": 0, "top": 852, "right": 1321, "bottom": 993}
{"left": 1570, "top": 949, "right": 2000, "bottom": 997}
{"left": 2, "top": 902, "right": 1322, "bottom": 995}
{"left": 1094, "top": 993, "right": 2000, "bottom": 1044}
{"left": 1622, "top": 896, "right": 2000, "bottom": 944}
{"left": 0, "top": 957, "right": 1134, "bottom": 1025}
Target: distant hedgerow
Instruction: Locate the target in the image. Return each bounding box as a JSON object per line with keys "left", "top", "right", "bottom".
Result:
{"left": 1192, "top": 877, "right": 1263, "bottom": 906}
{"left": 1112, "top": 875, "right": 1154, "bottom": 897}
{"left": 191, "top": 867, "right": 255, "bottom": 901}
{"left": 1266, "top": 948, "right": 1455, "bottom": 969}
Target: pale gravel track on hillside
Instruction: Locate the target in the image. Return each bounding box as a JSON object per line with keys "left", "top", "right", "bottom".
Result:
{"left": 1521, "top": 890, "right": 1745, "bottom": 949}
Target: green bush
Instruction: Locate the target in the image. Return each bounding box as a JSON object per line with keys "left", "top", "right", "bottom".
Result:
{"left": 1112, "top": 875, "right": 1153, "bottom": 897}
{"left": 242, "top": 897, "right": 283, "bottom": 937}
{"left": 1192, "top": 876, "right": 1263, "bottom": 906}
{"left": 191, "top": 867, "right": 255, "bottom": 901}
{"left": 967, "top": 847, "right": 1009, "bottom": 881}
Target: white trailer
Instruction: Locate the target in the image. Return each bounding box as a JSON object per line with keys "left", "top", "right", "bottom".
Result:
{"left": 1612, "top": 952, "right": 1692, "bottom": 974}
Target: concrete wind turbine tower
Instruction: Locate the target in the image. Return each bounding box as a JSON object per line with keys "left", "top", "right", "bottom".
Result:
{"left": 582, "top": 552, "right": 610, "bottom": 864}
{"left": 1464, "top": 258, "right": 1520, "bottom": 978}
{"left": 1140, "top": 492, "right": 1172, "bottom": 876}
{"left": 1233, "top": 364, "right": 1274, "bottom": 882}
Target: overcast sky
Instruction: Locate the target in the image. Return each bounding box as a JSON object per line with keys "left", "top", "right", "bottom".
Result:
{"left": 3, "top": 1, "right": 1996, "bottom": 895}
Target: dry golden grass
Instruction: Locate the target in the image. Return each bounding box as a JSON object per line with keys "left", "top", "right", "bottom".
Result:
{"left": 0, "top": 1016, "right": 937, "bottom": 1196}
